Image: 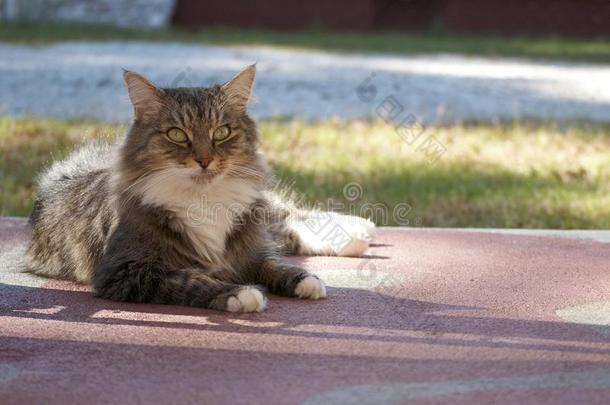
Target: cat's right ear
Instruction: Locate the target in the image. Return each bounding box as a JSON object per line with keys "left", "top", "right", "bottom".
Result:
{"left": 123, "top": 70, "right": 163, "bottom": 120}
{"left": 222, "top": 64, "right": 256, "bottom": 112}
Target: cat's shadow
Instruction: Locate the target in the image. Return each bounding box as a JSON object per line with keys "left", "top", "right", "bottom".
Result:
{"left": 369, "top": 243, "right": 392, "bottom": 248}
{"left": 2, "top": 282, "right": 608, "bottom": 356}
{"left": 358, "top": 254, "right": 390, "bottom": 259}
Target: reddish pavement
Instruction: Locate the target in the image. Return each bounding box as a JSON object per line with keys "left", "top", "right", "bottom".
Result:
{"left": 0, "top": 217, "right": 609, "bottom": 404}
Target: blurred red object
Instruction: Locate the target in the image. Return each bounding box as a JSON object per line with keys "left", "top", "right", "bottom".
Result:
{"left": 172, "top": 0, "right": 610, "bottom": 38}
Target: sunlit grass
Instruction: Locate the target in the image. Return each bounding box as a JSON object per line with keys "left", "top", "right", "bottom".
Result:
{"left": 1, "top": 21, "right": 609, "bottom": 63}
{"left": 1, "top": 117, "right": 609, "bottom": 228}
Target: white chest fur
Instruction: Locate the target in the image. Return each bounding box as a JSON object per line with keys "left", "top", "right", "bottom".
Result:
{"left": 137, "top": 169, "right": 261, "bottom": 262}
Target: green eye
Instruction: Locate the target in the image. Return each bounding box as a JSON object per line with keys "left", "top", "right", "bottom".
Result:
{"left": 213, "top": 125, "right": 231, "bottom": 142}
{"left": 167, "top": 128, "right": 188, "bottom": 143}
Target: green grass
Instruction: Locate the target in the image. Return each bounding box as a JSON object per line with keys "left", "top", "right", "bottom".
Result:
{"left": 2, "top": 117, "right": 609, "bottom": 228}
{"left": 1, "top": 21, "right": 609, "bottom": 63}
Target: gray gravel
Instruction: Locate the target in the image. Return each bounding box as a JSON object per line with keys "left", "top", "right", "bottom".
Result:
{"left": 0, "top": 42, "right": 609, "bottom": 123}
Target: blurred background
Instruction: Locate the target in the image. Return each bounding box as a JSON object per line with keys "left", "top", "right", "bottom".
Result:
{"left": 0, "top": 0, "right": 609, "bottom": 228}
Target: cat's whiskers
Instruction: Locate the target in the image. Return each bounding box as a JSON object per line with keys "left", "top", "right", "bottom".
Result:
{"left": 119, "top": 164, "right": 176, "bottom": 194}
{"left": 227, "top": 166, "right": 264, "bottom": 177}
{"left": 138, "top": 169, "right": 184, "bottom": 195}
{"left": 225, "top": 162, "right": 266, "bottom": 180}
{"left": 117, "top": 166, "right": 181, "bottom": 209}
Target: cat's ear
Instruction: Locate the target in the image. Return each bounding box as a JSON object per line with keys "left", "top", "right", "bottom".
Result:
{"left": 123, "top": 70, "right": 163, "bottom": 120}
{"left": 222, "top": 64, "right": 256, "bottom": 112}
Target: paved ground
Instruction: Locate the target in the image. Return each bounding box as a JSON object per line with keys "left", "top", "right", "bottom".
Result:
{"left": 1, "top": 217, "right": 609, "bottom": 404}
{"left": 1, "top": 42, "right": 609, "bottom": 123}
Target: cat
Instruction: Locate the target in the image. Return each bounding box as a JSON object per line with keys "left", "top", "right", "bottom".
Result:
{"left": 25, "top": 65, "right": 375, "bottom": 312}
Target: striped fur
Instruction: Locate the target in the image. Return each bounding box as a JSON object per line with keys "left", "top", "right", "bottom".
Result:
{"left": 26, "top": 66, "right": 371, "bottom": 312}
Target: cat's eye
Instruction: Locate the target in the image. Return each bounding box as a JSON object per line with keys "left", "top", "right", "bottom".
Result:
{"left": 212, "top": 125, "right": 231, "bottom": 142}
{"left": 167, "top": 128, "right": 188, "bottom": 143}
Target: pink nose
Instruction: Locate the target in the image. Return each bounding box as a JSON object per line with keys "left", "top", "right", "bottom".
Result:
{"left": 196, "top": 158, "right": 211, "bottom": 169}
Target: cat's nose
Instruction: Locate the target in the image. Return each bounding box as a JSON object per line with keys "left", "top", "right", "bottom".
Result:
{"left": 195, "top": 158, "right": 211, "bottom": 169}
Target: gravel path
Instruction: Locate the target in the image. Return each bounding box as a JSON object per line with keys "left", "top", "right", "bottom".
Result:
{"left": 0, "top": 42, "right": 609, "bottom": 123}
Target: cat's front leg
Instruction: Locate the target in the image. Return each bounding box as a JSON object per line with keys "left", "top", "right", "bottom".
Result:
{"left": 95, "top": 259, "right": 267, "bottom": 313}
{"left": 251, "top": 258, "right": 326, "bottom": 300}
{"left": 293, "top": 273, "right": 327, "bottom": 300}
{"left": 221, "top": 285, "right": 268, "bottom": 313}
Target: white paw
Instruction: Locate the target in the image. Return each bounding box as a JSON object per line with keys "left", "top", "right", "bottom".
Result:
{"left": 226, "top": 287, "right": 267, "bottom": 313}
{"left": 293, "top": 212, "right": 375, "bottom": 257}
{"left": 360, "top": 217, "right": 376, "bottom": 238}
{"left": 295, "top": 276, "right": 327, "bottom": 300}
{"left": 333, "top": 213, "right": 376, "bottom": 240}
{"left": 337, "top": 237, "right": 369, "bottom": 257}
{"left": 333, "top": 214, "right": 374, "bottom": 257}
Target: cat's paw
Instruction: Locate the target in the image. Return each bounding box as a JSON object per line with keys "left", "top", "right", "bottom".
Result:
{"left": 337, "top": 237, "right": 370, "bottom": 257}
{"left": 333, "top": 213, "right": 376, "bottom": 240}
{"left": 295, "top": 276, "right": 327, "bottom": 300}
{"left": 294, "top": 212, "right": 375, "bottom": 257}
{"left": 226, "top": 286, "right": 267, "bottom": 313}
{"left": 334, "top": 214, "right": 374, "bottom": 257}
{"left": 359, "top": 217, "right": 376, "bottom": 238}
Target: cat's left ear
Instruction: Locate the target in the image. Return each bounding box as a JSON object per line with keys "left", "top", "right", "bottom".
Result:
{"left": 222, "top": 64, "right": 256, "bottom": 112}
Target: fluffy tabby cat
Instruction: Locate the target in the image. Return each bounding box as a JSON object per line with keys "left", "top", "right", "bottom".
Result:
{"left": 26, "top": 65, "right": 375, "bottom": 312}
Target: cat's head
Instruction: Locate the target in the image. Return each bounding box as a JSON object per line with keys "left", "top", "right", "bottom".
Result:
{"left": 118, "top": 65, "right": 265, "bottom": 191}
